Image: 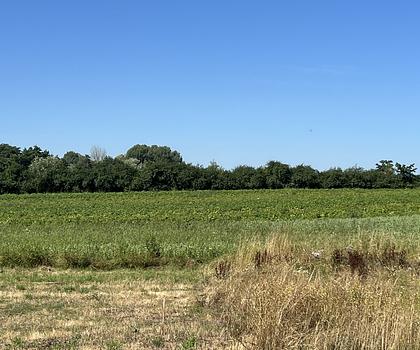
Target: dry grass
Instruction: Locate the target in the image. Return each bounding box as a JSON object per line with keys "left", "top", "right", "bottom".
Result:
{"left": 206, "top": 234, "right": 420, "bottom": 350}
{"left": 2, "top": 218, "right": 420, "bottom": 349}
{"left": 0, "top": 269, "right": 236, "bottom": 349}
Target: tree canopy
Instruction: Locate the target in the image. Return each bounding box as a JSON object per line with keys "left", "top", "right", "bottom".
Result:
{"left": 0, "top": 143, "right": 418, "bottom": 194}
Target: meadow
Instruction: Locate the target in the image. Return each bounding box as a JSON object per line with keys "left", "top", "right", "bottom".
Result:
{"left": 2, "top": 189, "right": 420, "bottom": 224}
{"left": 1, "top": 189, "right": 420, "bottom": 269}
{"left": 1, "top": 189, "right": 420, "bottom": 349}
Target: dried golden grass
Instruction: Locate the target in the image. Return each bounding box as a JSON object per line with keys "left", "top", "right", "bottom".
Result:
{"left": 207, "top": 234, "right": 420, "bottom": 349}
{"left": 0, "top": 269, "right": 235, "bottom": 349}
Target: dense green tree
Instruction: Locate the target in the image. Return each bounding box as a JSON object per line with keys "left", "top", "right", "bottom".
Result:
{"left": 365, "top": 169, "right": 386, "bottom": 189}
{"left": 131, "top": 161, "right": 197, "bottom": 191}
{"left": 63, "top": 151, "right": 84, "bottom": 166}
{"left": 373, "top": 160, "right": 400, "bottom": 188}
{"left": 249, "top": 167, "right": 267, "bottom": 189}
{"left": 130, "top": 160, "right": 179, "bottom": 191}
{"left": 0, "top": 144, "right": 52, "bottom": 193}
{"left": 343, "top": 167, "right": 368, "bottom": 188}
{"left": 231, "top": 166, "right": 259, "bottom": 189}
{"left": 92, "top": 157, "right": 136, "bottom": 192}
{"left": 176, "top": 162, "right": 232, "bottom": 190}
{"left": 0, "top": 144, "right": 22, "bottom": 193}
{"left": 320, "top": 168, "right": 346, "bottom": 188}
{"left": 203, "top": 162, "right": 232, "bottom": 190}
{"left": 23, "top": 156, "right": 67, "bottom": 193}
{"left": 0, "top": 161, "right": 22, "bottom": 193}
{"left": 126, "top": 144, "right": 182, "bottom": 166}
{"left": 174, "top": 163, "right": 201, "bottom": 190}
{"left": 371, "top": 171, "right": 400, "bottom": 188}
{"left": 291, "top": 165, "right": 320, "bottom": 188}
{"left": 20, "top": 146, "right": 50, "bottom": 167}
{"left": 395, "top": 163, "right": 417, "bottom": 186}
{"left": 63, "top": 153, "right": 95, "bottom": 192}
{"left": 0, "top": 143, "right": 418, "bottom": 193}
{"left": 0, "top": 144, "right": 20, "bottom": 161}
{"left": 190, "top": 166, "right": 212, "bottom": 190}
{"left": 343, "top": 167, "right": 385, "bottom": 189}
{"left": 264, "top": 161, "right": 292, "bottom": 189}
{"left": 376, "top": 160, "right": 395, "bottom": 175}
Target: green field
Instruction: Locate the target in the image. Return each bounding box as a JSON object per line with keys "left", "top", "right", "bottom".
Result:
{"left": 1, "top": 189, "right": 420, "bottom": 269}
{"left": 1, "top": 189, "right": 420, "bottom": 349}
{"left": 2, "top": 189, "right": 420, "bottom": 224}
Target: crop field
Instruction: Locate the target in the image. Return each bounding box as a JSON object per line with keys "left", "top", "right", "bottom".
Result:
{"left": 1, "top": 189, "right": 420, "bottom": 269}
{"left": 2, "top": 189, "right": 420, "bottom": 224}
{"left": 1, "top": 189, "right": 420, "bottom": 349}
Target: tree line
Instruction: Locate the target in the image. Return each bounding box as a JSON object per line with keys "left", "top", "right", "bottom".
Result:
{"left": 0, "top": 143, "right": 418, "bottom": 194}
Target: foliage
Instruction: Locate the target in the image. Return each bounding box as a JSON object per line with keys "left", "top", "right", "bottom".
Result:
{"left": 290, "top": 164, "right": 320, "bottom": 188}
{"left": 24, "top": 156, "right": 68, "bottom": 193}
{"left": 125, "top": 144, "right": 182, "bottom": 166}
{"left": 395, "top": 162, "right": 417, "bottom": 186}
{"left": 320, "top": 168, "right": 346, "bottom": 188}
{"left": 92, "top": 157, "right": 136, "bottom": 192}
{"left": 0, "top": 190, "right": 419, "bottom": 269}
{"left": 264, "top": 161, "right": 292, "bottom": 189}
{"left": 0, "top": 143, "right": 418, "bottom": 194}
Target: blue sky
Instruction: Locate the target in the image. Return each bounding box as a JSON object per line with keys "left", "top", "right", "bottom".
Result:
{"left": 1, "top": 1, "right": 419, "bottom": 170}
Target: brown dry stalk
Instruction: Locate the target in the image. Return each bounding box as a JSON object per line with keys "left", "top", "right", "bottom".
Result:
{"left": 207, "top": 235, "right": 420, "bottom": 349}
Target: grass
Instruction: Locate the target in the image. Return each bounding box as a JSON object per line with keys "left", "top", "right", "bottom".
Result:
{"left": 1, "top": 215, "right": 420, "bottom": 269}
{"left": 206, "top": 233, "right": 420, "bottom": 349}
{"left": 1, "top": 189, "right": 419, "bottom": 269}
{"left": 1, "top": 189, "right": 420, "bottom": 225}
{"left": 1, "top": 189, "right": 420, "bottom": 348}
{"left": 2, "top": 215, "right": 419, "bottom": 348}
{"left": 0, "top": 267, "right": 229, "bottom": 349}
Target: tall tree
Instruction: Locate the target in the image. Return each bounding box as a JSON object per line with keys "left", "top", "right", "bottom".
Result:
{"left": 375, "top": 160, "right": 395, "bottom": 175}
{"left": 23, "top": 156, "right": 67, "bottom": 193}
{"left": 231, "top": 165, "right": 259, "bottom": 189}
{"left": 20, "top": 146, "right": 50, "bottom": 167}
{"left": 395, "top": 163, "right": 417, "bottom": 186}
{"left": 291, "top": 165, "right": 320, "bottom": 188}
{"left": 126, "top": 144, "right": 182, "bottom": 166}
{"left": 264, "top": 161, "right": 292, "bottom": 189}
{"left": 0, "top": 144, "right": 22, "bottom": 193}
{"left": 63, "top": 152, "right": 94, "bottom": 192}
{"left": 320, "top": 168, "right": 346, "bottom": 188}
{"left": 92, "top": 157, "right": 135, "bottom": 191}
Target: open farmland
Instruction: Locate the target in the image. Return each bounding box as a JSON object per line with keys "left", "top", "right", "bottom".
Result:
{"left": 1, "top": 189, "right": 420, "bottom": 349}
{"left": 1, "top": 189, "right": 420, "bottom": 269}
{"left": 1, "top": 189, "right": 420, "bottom": 224}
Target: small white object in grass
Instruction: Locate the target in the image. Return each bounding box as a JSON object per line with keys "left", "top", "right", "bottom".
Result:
{"left": 311, "top": 251, "right": 322, "bottom": 259}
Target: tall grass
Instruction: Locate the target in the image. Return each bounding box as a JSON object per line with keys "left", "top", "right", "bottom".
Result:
{"left": 207, "top": 234, "right": 420, "bottom": 349}
{"left": 1, "top": 216, "right": 420, "bottom": 269}
{"left": 1, "top": 215, "right": 420, "bottom": 269}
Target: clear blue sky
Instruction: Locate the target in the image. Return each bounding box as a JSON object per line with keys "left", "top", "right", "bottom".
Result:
{"left": 1, "top": 1, "right": 419, "bottom": 170}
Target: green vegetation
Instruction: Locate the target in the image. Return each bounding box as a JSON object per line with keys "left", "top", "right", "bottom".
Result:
{"left": 1, "top": 189, "right": 419, "bottom": 269}
{"left": 1, "top": 143, "right": 418, "bottom": 194}
{"left": 2, "top": 212, "right": 420, "bottom": 348}
{"left": 2, "top": 189, "right": 420, "bottom": 224}
{"left": 1, "top": 189, "right": 420, "bottom": 348}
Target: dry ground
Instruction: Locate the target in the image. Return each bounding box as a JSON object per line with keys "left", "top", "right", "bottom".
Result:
{"left": 0, "top": 268, "right": 238, "bottom": 350}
